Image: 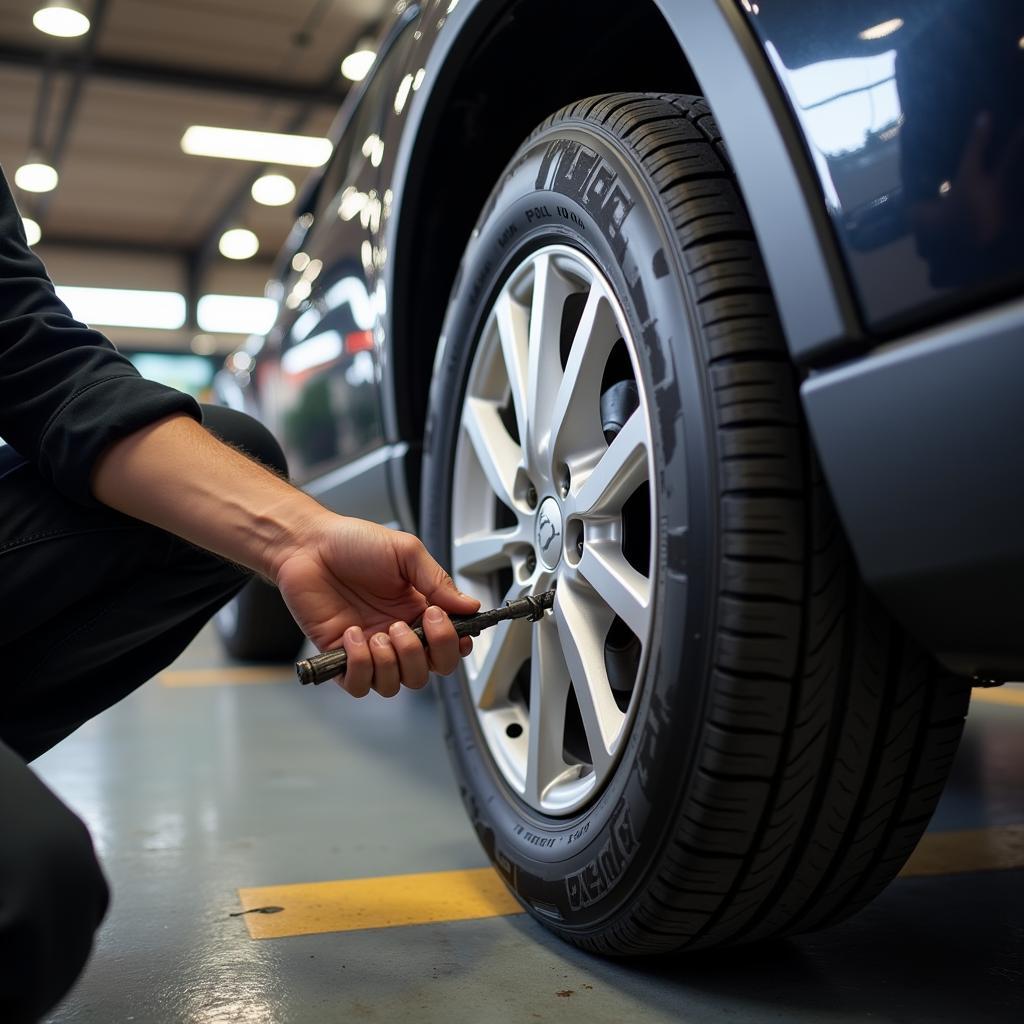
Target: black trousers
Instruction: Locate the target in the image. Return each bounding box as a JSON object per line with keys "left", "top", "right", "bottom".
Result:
{"left": 0, "top": 406, "right": 288, "bottom": 1023}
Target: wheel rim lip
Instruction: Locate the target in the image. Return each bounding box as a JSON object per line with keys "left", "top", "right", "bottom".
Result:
{"left": 450, "top": 242, "right": 658, "bottom": 817}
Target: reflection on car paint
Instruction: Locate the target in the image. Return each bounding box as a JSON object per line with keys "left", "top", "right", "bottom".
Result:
{"left": 748, "top": 0, "right": 1024, "bottom": 329}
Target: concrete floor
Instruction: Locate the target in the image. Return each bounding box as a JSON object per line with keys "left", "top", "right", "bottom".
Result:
{"left": 35, "top": 624, "right": 1024, "bottom": 1024}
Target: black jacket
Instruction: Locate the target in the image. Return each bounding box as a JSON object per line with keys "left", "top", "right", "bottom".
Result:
{"left": 0, "top": 167, "right": 200, "bottom": 505}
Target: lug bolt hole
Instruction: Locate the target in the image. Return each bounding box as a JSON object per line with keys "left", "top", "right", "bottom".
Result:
{"left": 559, "top": 468, "right": 571, "bottom": 498}
{"left": 525, "top": 552, "right": 537, "bottom": 574}
{"left": 565, "top": 519, "right": 584, "bottom": 566}
{"left": 526, "top": 485, "right": 538, "bottom": 509}
{"left": 506, "top": 723, "right": 523, "bottom": 739}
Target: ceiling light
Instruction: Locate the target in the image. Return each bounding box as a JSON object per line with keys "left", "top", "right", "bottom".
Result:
{"left": 54, "top": 286, "right": 187, "bottom": 330}
{"left": 218, "top": 228, "right": 259, "bottom": 260}
{"left": 32, "top": 1, "right": 90, "bottom": 38}
{"left": 190, "top": 334, "right": 218, "bottom": 355}
{"left": 181, "top": 126, "right": 332, "bottom": 168}
{"left": 341, "top": 49, "right": 376, "bottom": 82}
{"left": 15, "top": 161, "right": 58, "bottom": 193}
{"left": 197, "top": 295, "right": 278, "bottom": 335}
{"left": 251, "top": 172, "right": 296, "bottom": 207}
{"left": 22, "top": 217, "right": 41, "bottom": 246}
{"left": 859, "top": 18, "right": 903, "bottom": 40}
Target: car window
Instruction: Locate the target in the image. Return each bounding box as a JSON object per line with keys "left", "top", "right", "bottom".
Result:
{"left": 313, "top": 13, "right": 418, "bottom": 223}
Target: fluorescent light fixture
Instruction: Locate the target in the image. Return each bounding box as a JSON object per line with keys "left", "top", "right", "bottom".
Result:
{"left": 181, "top": 126, "right": 332, "bottom": 168}
{"left": 55, "top": 286, "right": 187, "bottom": 330}
{"left": 218, "top": 227, "right": 259, "bottom": 260}
{"left": 197, "top": 294, "right": 278, "bottom": 335}
{"left": 341, "top": 49, "right": 376, "bottom": 82}
{"left": 251, "top": 172, "right": 296, "bottom": 207}
{"left": 15, "top": 161, "right": 58, "bottom": 193}
{"left": 22, "top": 217, "right": 41, "bottom": 246}
{"left": 859, "top": 18, "right": 903, "bottom": 40}
{"left": 33, "top": 1, "right": 90, "bottom": 38}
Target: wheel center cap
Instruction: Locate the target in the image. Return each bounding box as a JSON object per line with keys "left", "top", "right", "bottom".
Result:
{"left": 535, "top": 497, "right": 563, "bottom": 569}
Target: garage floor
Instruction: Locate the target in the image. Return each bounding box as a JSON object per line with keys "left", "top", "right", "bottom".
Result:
{"left": 35, "top": 624, "right": 1024, "bottom": 1024}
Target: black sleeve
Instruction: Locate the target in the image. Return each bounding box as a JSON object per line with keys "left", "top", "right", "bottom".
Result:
{"left": 0, "top": 166, "right": 202, "bottom": 506}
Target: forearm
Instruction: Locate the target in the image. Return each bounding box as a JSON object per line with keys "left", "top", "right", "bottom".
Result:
{"left": 91, "top": 413, "right": 322, "bottom": 579}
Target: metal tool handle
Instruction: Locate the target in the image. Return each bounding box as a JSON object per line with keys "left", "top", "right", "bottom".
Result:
{"left": 296, "top": 625, "right": 433, "bottom": 685}
{"left": 295, "top": 591, "right": 554, "bottom": 685}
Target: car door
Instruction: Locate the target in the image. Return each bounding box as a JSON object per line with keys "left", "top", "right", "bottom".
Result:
{"left": 269, "top": 6, "right": 421, "bottom": 496}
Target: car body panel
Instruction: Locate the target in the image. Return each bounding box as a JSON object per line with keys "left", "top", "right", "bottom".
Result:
{"left": 745, "top": 0, "right": 1024, "bottom": 336}
{"left": 803, "top": 295, "right": 1024, "bottom": 676}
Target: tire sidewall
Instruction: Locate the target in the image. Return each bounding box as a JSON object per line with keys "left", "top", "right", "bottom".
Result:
{"left": 421, "top": 120, "right": 717, "bottom": 930}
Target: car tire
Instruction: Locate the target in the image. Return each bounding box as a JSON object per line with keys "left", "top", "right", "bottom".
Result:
{"left": 420, "top": 93, "right": 970, "bottom": 954}
{"left": 214, "top": 576, "right": 305, "bottom": 663}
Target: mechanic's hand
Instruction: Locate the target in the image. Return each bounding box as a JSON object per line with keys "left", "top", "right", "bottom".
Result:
{"left": 273, "top": 514, "right": 480, "bottom": 698}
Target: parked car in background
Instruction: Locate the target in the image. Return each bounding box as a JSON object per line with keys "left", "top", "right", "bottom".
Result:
{"left": 215, "top": 0, "right": 1024, "bottom": 954}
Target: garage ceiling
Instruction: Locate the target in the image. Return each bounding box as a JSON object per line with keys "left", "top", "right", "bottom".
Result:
{"left": 0, "top": 0, "right": 387, "bottom": 348}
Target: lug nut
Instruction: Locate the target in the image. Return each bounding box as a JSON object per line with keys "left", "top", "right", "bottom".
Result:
{"left": 526, "top": 552, "right": 537, "bottom": 573}
{"left": 526, "top": 486, "right": 538, "bottom": 509}
{"left": 576, "top": 535, "right": 584, "bottom": 557}
{"left": 559, "top": 469, "right": 570, "bottom": 498}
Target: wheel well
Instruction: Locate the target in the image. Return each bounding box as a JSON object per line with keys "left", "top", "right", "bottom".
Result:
{"left": 391, "top": 0, "right": 697, "bottom": 514}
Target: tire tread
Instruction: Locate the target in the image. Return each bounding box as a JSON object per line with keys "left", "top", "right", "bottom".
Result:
{"left": 536, "top": 93, "right": 969, "bottom": 956}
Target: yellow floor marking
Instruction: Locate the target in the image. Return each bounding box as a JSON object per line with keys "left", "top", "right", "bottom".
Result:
{"left": 237, "top": 827, "right": 1024, "bottom": 941}
{"left": 901, "top": 824, "right": 1024, "bottom": 878}
{"left": 971, "top": 685, "right": 1024, "bottom": 709}
{"left": 158, "top": 666, "right": 290, "bottom": 687}
{"left": 237, "top": 867, "right": 523, "bottom": 939}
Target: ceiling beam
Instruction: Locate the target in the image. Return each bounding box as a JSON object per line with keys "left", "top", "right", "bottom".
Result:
{"left": 38, "top": 233, "right": 195, "bottom": 258}
{"left": 0, "top": 43, "right": 348, "bottom": 105}
{"left": 33, "top": 0, "right": 110, "bottom": 226}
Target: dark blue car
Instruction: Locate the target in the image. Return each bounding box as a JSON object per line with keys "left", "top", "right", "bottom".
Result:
{"left": 215, "top": 0, "right": 1024, "bottom": 953}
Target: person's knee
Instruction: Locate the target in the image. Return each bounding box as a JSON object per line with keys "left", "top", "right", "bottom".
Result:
{"left": 0, "top": 808, "right": 108, "bottom": 1021}
{"left": 200, "top": 404, "right": 289, "bottom": 479}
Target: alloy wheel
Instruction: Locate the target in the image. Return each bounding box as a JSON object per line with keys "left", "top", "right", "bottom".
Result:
{"left": 451, "top": 244, "right": 656, "bottom": 815}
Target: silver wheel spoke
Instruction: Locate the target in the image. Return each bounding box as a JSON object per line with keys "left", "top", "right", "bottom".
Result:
{"left": 452, "top": 525, "right": 528, "bottom": 577}
{"left": 524, "top": 614, "right": 572, "bottom": 807}
{"left": 555, "top": 585, "right": 624, "bottom": 776}
{"left": 461, "top": 396, "right": 522, "bottom": 511}
{"left": 549, "top": 285, "right": 617, "bottom": 463}
{"left": 495, "top": 290, "right": 530, "bottom": 450}
{"left": 577, "top": 541, "right": 651, "bottom": 641}
{"left": 573, "top": 409, "right": 648, "bottom": 518}
{"left": 525, "top": 252, "right": 576, "bottom": 467}
{"left": 452, "top": 244, "right": 657, "bottom": 816}
{"left": 467, "top": 593, "right": 531, "bottom": 710}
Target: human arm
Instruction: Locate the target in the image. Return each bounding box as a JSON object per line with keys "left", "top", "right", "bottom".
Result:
{"left": 1, "top": 164, "right": 475, "bottom": 695}
{"left": 91, "top": 413, "right": 479, "bottom": 696}
{"left": 0, "top": 167, "right": 200, "bottom": 501}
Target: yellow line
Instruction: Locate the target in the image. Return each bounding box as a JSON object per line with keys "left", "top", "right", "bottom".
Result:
{"left": 158, "top": 666, "right": 291, "bottom": 687}
{"left": 236, "top": 867, "right": 523, "bottom": 939}
{"left": 971, "top": 685, "right": 1024, "bottom": 709}
{"left": 900, "top": 824, "right": 1024, "bottom": 878}
{"left": 237, "top": 826, "right": 1024, "bottom": 941}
